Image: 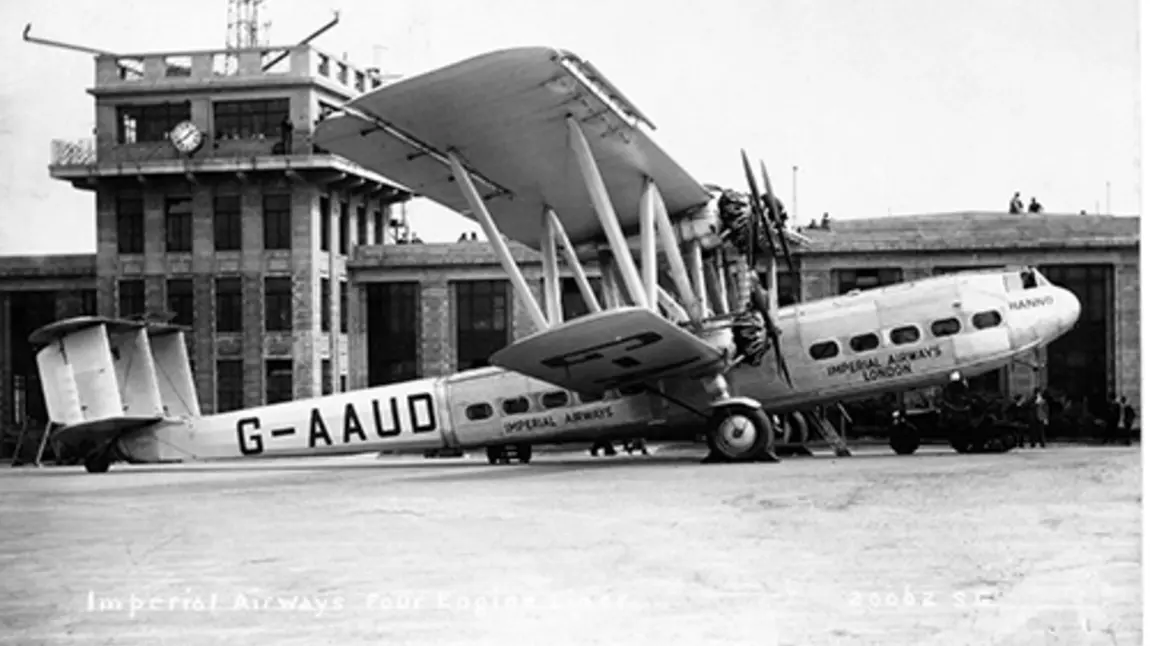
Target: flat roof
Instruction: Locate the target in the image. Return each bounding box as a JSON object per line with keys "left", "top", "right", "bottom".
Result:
{"left": 795, "top": 212, "right": 1139, "bottom": 253}
{"left": 0, "top": 254, "right": 95, "bottom": 277}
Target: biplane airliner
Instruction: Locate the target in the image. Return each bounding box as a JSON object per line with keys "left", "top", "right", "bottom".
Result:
{"left": 29, "top": 47, "right": 1081, "bottom": 473}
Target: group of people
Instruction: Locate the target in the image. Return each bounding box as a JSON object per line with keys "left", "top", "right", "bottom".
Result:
{"left": 1008, "top": 192, "right": 1044, "bottom": 214}
{"left": 1008, "top": 390, "right": 1138, "bottom": 447}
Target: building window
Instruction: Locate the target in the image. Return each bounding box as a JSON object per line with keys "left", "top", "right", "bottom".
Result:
{"left": 834, "top": 268, "right": 904, "bottom": 295}
{"left": 213, "top": 195, "right": 242, "bottom": 251}
{"left": 338, "top": 201, "right": 349, "bottom": 255}
{"left": 265, "top": 359, "right": 293, "bottom": 404}
{"left": 319, "top": 196, "right": 330, "bottom": 252}
{"left": 166, "top": 279, "right": 194, "bottom": 326}
{"left": 216, "top": 360, "right": 244, "bottom": 413}
{"left": 890, "top": 325, "right": 920, "bottom": 345}
{"left": 116, "top": 197, "right": 145, "bottom": 254}
{"left": 263, "top": 194, "right": 291, "bottom": 250}
{"left": 456, "top": 280, "right": 510, "bottom": 371}
{"left": 466, "top": 403, "right": 493, "bottom": 421}
{"left": 320, "top": 278, "right": 331, "bottom": 332}
{"left": 930, "top": 318, "right": 961, "bottom": 337}
{"left": 118, "top": 279, "right": 145, "bottom": 318}
{"left": 372, "top": 210, "right": 384, "bottom": 244}
{"left": 339, "top": 281, "right": 348, "bottom": 334}
{"left": 79, "top": 290, "right": 98, "bottom": 316}
{"left": 541, "top": 391, "right": 569, "bottom": 409}
{"left": 366, "top": 282, "right": 420, "bottom": 386}
{"left": 116, "top": 102, "right": 191, "bottom": 143}
{"left": 165, "top": 197, "right": 193, "bottom": 253}
{"left": 972, "top": 310, "right": 1002, "bottom": 329}
{"left": 561, "top": 276, "right": 603, "bottom": 321}
{"left": 215, "top": 277, "right": 242, "bottom": 333}
{"left": 264, "top": 277, "right": 292, "bottom": 331}
{"left": 213, "top": 98, "right": 290, "bottom": 140}
{"left": 809, "top": 340, "right": 839, "bottom": 361}
{"left": 502, "top": 397, "right": 530, "bottom": 415}
{"left": 356, "top": 205, "right": 367, "bottom": 245}
{"left": 848, "top": 333, "right": 880, "bottom": 353}
{"left": 321, "top": 359, "right": 333, "bottom": 395}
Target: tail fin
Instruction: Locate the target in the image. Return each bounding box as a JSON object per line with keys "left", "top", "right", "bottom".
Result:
{"left": 30, "top": 316, "right": 200, "bottom": 433}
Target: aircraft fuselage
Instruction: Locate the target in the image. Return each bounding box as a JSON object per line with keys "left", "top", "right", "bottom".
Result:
{"left": 118, "top": 267, "right": 1079, "bottom": 463}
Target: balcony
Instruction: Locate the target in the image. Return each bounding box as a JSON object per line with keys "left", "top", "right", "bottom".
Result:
{"left": 49, "top": 135, "right": 412, "bottom": 201}
{"left": 94, "top": 44, "right": 401, "bottom": 98}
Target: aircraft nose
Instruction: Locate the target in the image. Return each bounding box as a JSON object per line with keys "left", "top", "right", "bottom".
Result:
{"left": 1060, "top": 288, "right": 1081, "bottom": 331}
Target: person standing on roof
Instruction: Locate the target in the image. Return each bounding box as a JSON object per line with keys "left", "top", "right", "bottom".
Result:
{"left": 1028, "top": 197, "right": 1044, "bottom": 213}
{"left": 1009, "top": 192, "right": 1024, "bottom": 214}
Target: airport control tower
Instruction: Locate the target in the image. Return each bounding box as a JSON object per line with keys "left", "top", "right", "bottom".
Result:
{"left": 46, "top": 13, "right": 412, "bottom": 414}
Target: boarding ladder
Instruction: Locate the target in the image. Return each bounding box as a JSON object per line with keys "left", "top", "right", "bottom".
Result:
{"left": 806, "top": 404, "right": 852, "bottom": 457}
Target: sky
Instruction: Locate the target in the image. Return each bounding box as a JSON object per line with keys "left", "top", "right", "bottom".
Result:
{"left": 0, "top": 0, "right": 1140, "bottom": 255}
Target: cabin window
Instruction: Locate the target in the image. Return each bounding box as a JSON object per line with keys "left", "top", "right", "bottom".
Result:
{"left": 930, "top": 317, "right": 961, "bottom": 337}
{"left": 809, "top": 341, "right": 840, "bottom": 360}
{"left": 890, "top": 325, "right": 920, "bottom": 345}
{"left": 972, "top": 310, "right": 1003, "bottom": 329}
{"left": 848, "top": 333, "right": 880, "bottom": 353}
{"left": 501, "top": 397, "right": 530, "bottom": 415}
{"left": 577, "top": 391, "right": 604, "bottom": 404}
{"left": 465, "top": 403, "right": 493, "bottom": 421}
{"left": 541, "top": 391, "right": 569, "bottom": 409}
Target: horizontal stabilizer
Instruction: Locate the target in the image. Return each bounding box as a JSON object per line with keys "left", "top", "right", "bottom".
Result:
{"left": 30, "top": 316, "right": 200, "bottom": 431}
{"left": 491, "top": 307, "right": 726, "bottom": 395}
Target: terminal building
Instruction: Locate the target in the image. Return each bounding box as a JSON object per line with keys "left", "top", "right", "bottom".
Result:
{"left": 0, "top": 43, "right": 1141, "bottom": 445}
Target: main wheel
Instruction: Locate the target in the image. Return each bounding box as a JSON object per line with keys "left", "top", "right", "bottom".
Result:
{"left": 705, "top": 403, "right": 774, "bottom": 463}
{"left": 516, "top": 444, "right": 532, "bottom": 464}
{"left": 485, "top": 446, "right": 502, "bottom": 465}
{"left": 83, "top": 451, "right": 111, "bottom": 474}
{"left": 889, "top": 423, "right": 921, "bottom": 455}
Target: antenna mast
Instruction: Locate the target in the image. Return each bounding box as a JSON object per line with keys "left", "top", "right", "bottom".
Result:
{"left": 226, "top": 0, "right": 271, "bottom": 50}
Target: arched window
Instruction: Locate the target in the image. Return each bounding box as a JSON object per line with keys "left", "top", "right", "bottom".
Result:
{"left": 541, "top": 391, "right": 569, "bottom": 409}
{"left": 849, "top": 333, "right": 880, "bottom": 353}
{"left": 465, "top": 403, "right": 493, "bottom": 421}
{"left": 809, "top": 341, "right": 840, "bottom": 360}
{"left": 890, "top": 326, "right": 920, "bottom": 345}
{"left": 501, "top": 397, "right": 530, "bottom": 415}
{"left": 972, "top": 310, "right": 1003, "bottom": 330}
{"left": 931, "top": 318, "right": 961, "bottom": 337}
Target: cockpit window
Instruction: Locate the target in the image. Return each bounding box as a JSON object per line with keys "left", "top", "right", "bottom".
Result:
{"left": 1021, "top": 269, "right": 1038, "bottom": 289}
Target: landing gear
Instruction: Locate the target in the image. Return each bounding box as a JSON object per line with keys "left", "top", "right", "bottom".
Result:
{"left": 485, "top": 444, "right": 532, "bottom": 465}
{"left": 703, "top": 403, "right": 778, "bottom": 463}
{"left": 82, "top": 449, "right": 113, "bottom": 474}
{"left": 889, "top": 422, "right": 921, "bottom": 455}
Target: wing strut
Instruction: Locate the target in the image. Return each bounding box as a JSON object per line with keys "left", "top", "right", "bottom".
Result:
{"left": 541, "top": 209, "right": 563, "bottom": 325}
{"left": 547, "top": 209, "right": 602, "bottom": 315}
{"left": 448, "top": 152, "right": 550, "bottom": 332}
{"left": 567, "top": 117, "right": 650, "bottom": 311}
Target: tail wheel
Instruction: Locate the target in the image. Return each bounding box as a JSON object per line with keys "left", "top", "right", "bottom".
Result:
{"left": 705, "top": 403, "right": 773, "bottom": 462}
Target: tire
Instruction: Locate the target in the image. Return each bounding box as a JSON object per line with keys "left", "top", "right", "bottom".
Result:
{"left": 705, "top": 403, "right": 773, "bottom": 462}
{"left": 516, "top": 444, "right": 532, "bottom": 464}
{"left": 84, "top": 451, "right": 111, "bottom": 474}
{"left": 890, "top": 428, "right": 921, "bottom": 455}
{"left": 485, "top": 446, "right": 502, "bottom": 465}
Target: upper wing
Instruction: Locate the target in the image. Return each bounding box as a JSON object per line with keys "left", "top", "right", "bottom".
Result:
{"left": 490, "top": 307, "right": 726, "bottom": 395}
{"left": 313, "top": 47, "right": 712, "bottom": 249}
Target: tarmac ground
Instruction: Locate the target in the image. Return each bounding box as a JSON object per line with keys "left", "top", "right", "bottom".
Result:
{"left": 0, "top": 443, "right": 1140, "bottom": 645}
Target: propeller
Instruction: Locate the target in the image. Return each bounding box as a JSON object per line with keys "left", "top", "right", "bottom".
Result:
{"left": 739, "top": 150, "right": 793, "bottom": 388}
{"left": 758, "top": 161, "right": 796, "bottom": 275}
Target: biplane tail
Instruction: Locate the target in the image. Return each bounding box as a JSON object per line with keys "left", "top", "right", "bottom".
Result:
{"left": 29, "top": 316, "right": 200, "bottom": 468}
